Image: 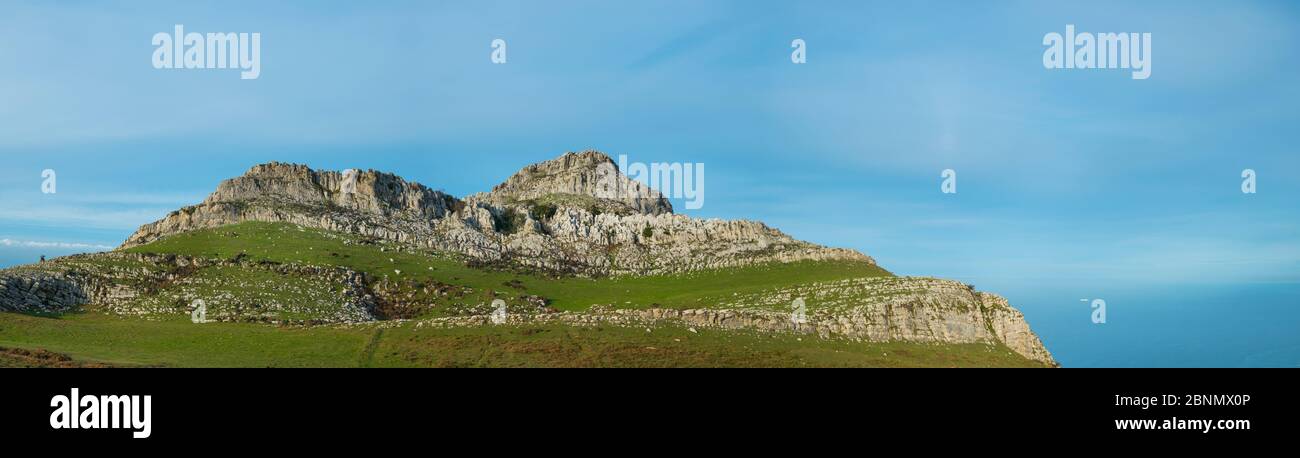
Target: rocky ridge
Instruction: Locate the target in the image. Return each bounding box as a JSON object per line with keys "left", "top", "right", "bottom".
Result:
{"left": 121, "top": 151, "right": 869, "bottom": 276}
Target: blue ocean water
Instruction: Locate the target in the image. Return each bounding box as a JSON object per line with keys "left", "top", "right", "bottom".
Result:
{"left": 976, "top": 280, "right": 1300, "bottom": 368}
{"left": 0, "top": 247, "right": 78, "bottom": 269}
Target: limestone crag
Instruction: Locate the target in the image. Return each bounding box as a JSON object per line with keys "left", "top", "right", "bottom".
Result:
{"left": 409, "top": 288, "right": 1057, "bottom": 367}
{"left": 697, "top": 275, "right": 1055, "bottom": 365}
{"left": 122, "top": 151, "right": 871, "bottom": 275}
{"left": 0, "top": 271, "right": 88, "bottom": 314}
{"left": 978, "top": 293, "right": 1057, "bottom": 366}
{"left": 478, "top": 150, "right": 673, "bottom": 215}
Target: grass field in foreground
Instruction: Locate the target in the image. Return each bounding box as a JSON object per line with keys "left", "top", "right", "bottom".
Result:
{"left": 0, "top": 312, "right": 1045, "bottom": 368}
{"left": 4, "top": 222, "right": 1037, "bottom": 367}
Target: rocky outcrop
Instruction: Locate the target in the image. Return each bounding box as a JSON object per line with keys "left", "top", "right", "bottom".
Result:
{"left": 689, "top": 275, "right": 1055, "bottom": 365}
{"left": 979, "top": 293, "right": 1056, "bottom": 366}
{"left": 0, "top": 252, "right": 377, "bottom": 323}
{"left": 121, "top": 151, "right": 872, "bottom": 276}
{"left": 403, "top": 274, "right": 1055, "bottom": 366}
{"left": 0, "top": 271, "right": 88, "bottom": 314}
{"left": 121, "top": 162, "right": 457, "bottom": 249}
{"left": 411, "top": 290, "right": 1057, "bottom": 367}
{"left": 204, "top": 162, "right": 457, "bottom": 220}
{"left": 480, "top": 150, "right": 673, "bottom": 215}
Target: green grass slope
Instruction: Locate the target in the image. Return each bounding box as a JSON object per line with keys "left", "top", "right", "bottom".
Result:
{"left": 0, "top": 221, "right": 1050, "bottom": 367}
{"left": 124, "top": 221, "right": 891, "bottom": 317}
{"left": 0, "top": 312, "right": 1044, "bottom": 367}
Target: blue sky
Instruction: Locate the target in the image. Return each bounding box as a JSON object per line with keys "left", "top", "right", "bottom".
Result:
{"left": 1, "top": 1, "right": 1298, "bottom": 365}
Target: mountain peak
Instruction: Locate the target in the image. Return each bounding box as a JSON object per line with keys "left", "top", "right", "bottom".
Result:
{"left": 484, "top": 150, "right": 672, "bottom": 215}
{"left": 204, "top": 161, "right": 455, "bottom": 220}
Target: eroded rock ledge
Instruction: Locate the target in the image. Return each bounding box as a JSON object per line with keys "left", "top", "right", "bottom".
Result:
{"left": 406, "top": 302, "right": 1057, "bottom": 367}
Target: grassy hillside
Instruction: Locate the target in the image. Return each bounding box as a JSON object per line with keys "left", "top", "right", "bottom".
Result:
{"left": 124, "top": 221, "right": 892, "bottom": 318}
{"left": 0, "top": 312, "right": 1044, "bottom": 367}
{"left": 0, "top": 221, "right": 1051, "bottom": 367}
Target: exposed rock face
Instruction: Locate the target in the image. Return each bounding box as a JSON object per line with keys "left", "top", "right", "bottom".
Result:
{"left": 0, "top": 252, "right": 376, "bottom": 323}
{"left": 122, "top": 162, "right": 456, "bottom": 250}
{"left": 204, "top": 162, "right": 457, "bottom": 219}
{"left": 0, "top": 271, "right": 88, "bottom": 314}
{"left": 979, "top": 293, "right": 1056, "bottom": 366}
{"left": 416, "top": 295, "right": 1058, "bottom": 367}
{"left": 480, "top": 151, "right": 673, "bottom": 215}
{"left": 701, "top": 275, "right": 1057, "bottom": 365}
{"left": 121, "top": 151, "right": 871, "bottom": 276}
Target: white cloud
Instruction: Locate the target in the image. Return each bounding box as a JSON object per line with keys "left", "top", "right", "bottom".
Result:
{"left": 0, "top": 205, "right": 170, "bottom": 231}
{"left": 0, "top": 238, "right": 113, "bottom": 250}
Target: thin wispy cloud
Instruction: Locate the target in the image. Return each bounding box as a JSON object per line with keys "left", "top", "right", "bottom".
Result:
{"left": 625, "top": 18, "right": 744, "bottom": 70}
{"left": 0, "top": 205, "right": 172, "bottom": 232}
{"left": 0, "top": 238, "right": 113, "bottom": 251}
{"left": 51, "top": 191, "right": 208, "bottom": 206}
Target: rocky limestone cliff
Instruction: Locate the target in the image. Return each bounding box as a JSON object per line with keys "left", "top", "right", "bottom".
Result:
{"left": 411, "top": 276, "right": 1056, "bottom": 366}
{"left": 202, "top": 162, "right": 457, "bottom": 220}
{"left": 480, "top": 150, "right": 673, "bottom": 215}
{"left": 0, "top": 271, "right": 89, "bottom": 314}
{"left": 122, "top": 151, "right": 871, "bottom": 276}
